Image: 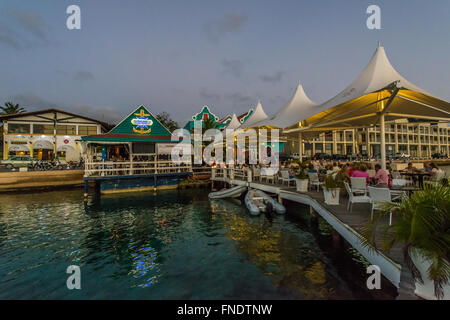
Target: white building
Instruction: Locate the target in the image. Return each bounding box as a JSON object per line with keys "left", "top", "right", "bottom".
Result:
{"left": 1, "top": 109, "right": 109, "bottom": 161}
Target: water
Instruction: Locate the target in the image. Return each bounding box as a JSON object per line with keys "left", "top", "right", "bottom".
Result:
{"left": 0, "top": 188, "right": 396, "bottom": 299}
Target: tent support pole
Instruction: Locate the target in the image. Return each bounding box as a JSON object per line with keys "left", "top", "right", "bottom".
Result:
{"left": 298, "top": 132, "right": 303, "bottom": 161}
{"left": 380, "top": 113, "right": 386, "bottom": 170}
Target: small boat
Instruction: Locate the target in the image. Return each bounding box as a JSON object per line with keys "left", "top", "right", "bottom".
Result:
{"left": 208, "top": 185, "right": 247, "bottom": 199}
{"left": 245, "top": 189, "right": 264, "bottom": 216}
{"left": 245, "top": 189, "right": 286, "bottom": 216}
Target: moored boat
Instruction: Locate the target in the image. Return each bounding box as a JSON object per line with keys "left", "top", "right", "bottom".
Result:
{"left": 208, "top": 185, "right": 247, "bottom": 199}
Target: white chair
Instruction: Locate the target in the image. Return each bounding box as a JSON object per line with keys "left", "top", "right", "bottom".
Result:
{"left": 368, "top": 169, "right": 376, "bottom": 178}
{"left": 279, "top": 170, "right": 295, "bottom": 186}
{"left": 261, "top": 168, "right": 276, "bottom": 184}
{"left": 350, "top": 177, "right": 367, "bottom": 195}
{"left": 252, "top": 168, "right": 261, "bottom": 182}
{"left": 308, "top": 172, "right": 323, "bottom": 192}
{"left": 368, "top": 186, "right": 394, "bottom": 225}
{"left": 391, "top": 178, "right": 407, "bottom": 188}
{"left": 344, "top": 181, "right": 371, "bottom": 212}
{"left": 392, "top": 171, "right": 402, "bottom": 179}
{"left": 424, "top": 170, "right": 446, "bottom": 187}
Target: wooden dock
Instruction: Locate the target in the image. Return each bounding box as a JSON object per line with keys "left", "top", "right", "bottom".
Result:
{"left": 212, "top": 170, "right": 418, "bottom": 299}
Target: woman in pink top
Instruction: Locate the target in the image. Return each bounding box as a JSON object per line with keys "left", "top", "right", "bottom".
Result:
{"left": 351, "top": 164, "right": 370, "bottom": 183}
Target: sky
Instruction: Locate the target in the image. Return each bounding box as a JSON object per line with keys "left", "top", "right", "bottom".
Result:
{"left": 0, "top": 0, "right": 449, "bottom": 125}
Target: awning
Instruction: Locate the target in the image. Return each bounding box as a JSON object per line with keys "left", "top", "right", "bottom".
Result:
{"left": 33, "top": 140, "right": 54, "bottom": 150}
{"left": 284, "top": 45, "right": 450, "bottom": 133}
{"left": 9, "top": 144, "right": 29, "bottom": 152}
{"left": 57, "top": 145, "right": 75, "bottom": 152}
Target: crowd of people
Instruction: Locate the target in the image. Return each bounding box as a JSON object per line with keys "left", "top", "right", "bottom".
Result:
{"left": 277, "top": 159, "right": 446, "bottom": 188}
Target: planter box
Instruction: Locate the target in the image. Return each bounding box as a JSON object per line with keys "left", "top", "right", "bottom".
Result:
{"left": 295, "top": 179, "right": 308, "bottom": 192}
{"left": 411, "top": 249, "right": 450, "bottom": 300}
{"left": 323, "top": 188, "right": 340, "bottom": 205}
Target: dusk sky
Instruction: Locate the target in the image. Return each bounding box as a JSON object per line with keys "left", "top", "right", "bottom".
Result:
{"left": 0, "top": 0, "right": 449, "bottom": 125}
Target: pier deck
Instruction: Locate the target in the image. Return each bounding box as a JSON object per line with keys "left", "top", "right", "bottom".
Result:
{"left": 212, "top": 171, "right": 417, "bottom": 299}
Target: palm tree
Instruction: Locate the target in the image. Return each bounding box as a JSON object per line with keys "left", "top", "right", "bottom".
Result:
{"left": 0, "top": 102, "right": 26, "bottom": 114}
{"left": 361, "top": 185, "right": 450, "bottom": 299}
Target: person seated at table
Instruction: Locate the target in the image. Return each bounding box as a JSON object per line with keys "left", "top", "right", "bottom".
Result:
{"left": 307, "top": 164, "right": 317, "bottom": 173}
{"left": 335, "top": 165, "right": 350, "bottom": 184}
{"left": 402, "top": 162, "right": 417, "bottom": 173}
{"left": 430, "top": 162, "right": 444, "bottom": 177}
{"left": 423, "top": 162, "right": 432, "bottom": 173}
{"left": 332, "top": 162, "right": 340, "bottom": 172}
{"left": 352, "top": 164, "right": 370, "bottom": 183}
{"left": 373, "top": 164, "right": 389, "bottom": 187}
{"left": 348, "top": 163, "right": 357, "bottom": 176}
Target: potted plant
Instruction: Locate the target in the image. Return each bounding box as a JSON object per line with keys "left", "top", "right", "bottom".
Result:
{"left": 323, "top": 174, "right": 341, "bottom": 205}
{"left": 295, "top": 168, "right": 309, "bottom": 192}
{"left": 362, "top": 185, "right": 450, "bottom": 300}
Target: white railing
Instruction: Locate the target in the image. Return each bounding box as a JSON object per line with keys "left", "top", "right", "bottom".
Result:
{"left": 211, "top": 167, "right": 252, "bottom": 182}
{"left": 85, "top": 160, "right": 192, "bottom": 177}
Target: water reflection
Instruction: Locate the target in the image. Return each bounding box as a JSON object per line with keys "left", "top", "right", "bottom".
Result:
{"left": 0, "top": 189, "right": 395, "bottom": 299}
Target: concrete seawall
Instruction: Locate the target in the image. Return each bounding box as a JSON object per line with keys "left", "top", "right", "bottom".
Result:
{"left": 0, "top": 170, "right": 84, "bottom": 192}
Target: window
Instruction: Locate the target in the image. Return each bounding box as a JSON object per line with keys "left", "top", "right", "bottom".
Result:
{"left": 33, "top": 124, "right": 54, "bottom": 134}
{"left": 78, "top": 126, "right": 97, "bottom": 135}
{"left": 57, "top": 125, "right": 76, "bottom": 135}
{"left": 133, "top": 143, "right": 155, "bottom": 154}
{"left": 8, "top": 123, "right": 30, "bottom": 134}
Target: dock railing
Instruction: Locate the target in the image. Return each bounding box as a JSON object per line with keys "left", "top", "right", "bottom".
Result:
{"left": 85, "top": 160, "right": 192, "bottom": 177}
{"left": 212, "top": 167, "right": 252, "bottom": 182}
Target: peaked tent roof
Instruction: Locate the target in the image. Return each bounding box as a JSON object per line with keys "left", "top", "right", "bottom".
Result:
{"left": 252, "top": 85, "right": 319, "bottom": 129}
{"left": 285, "top": 45, "right": 450, "bottom": 132}
{"left": 239, "top": 101, "right": 268, "bottom": 129}
{"left": 226, "top": 113, "right": 241, "bottom": 130}
{"left": 82, "top": 105, "right": 175, "bottom": 142}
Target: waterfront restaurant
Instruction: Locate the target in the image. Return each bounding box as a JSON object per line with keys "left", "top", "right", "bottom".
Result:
{"left": 1, "top": 109, "right": 108, "bottom": 161}
{"left": 81, "top": 105, "right": 192, "bottom": 194}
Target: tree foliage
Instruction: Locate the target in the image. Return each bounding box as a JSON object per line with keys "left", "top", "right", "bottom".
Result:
{"left": 0, "top": 102, "right": 26, "bottom": 114}
{"left": 361, "top": 185, "right": 450, "bottom": 299}
{"left": 156, "top": 112, "right": 179, "bottom": 133}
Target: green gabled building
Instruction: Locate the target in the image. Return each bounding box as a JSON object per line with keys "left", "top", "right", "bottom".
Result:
{"left": 183, "top": 105, "right": 220, "bottom": 131}
{"left": 81, "top": 105, "right": 191, "bottom": 195}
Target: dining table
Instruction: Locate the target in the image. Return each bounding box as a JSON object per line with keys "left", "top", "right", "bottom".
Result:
{"left": 399, "top": 171, "right": 431, "bottom": 188}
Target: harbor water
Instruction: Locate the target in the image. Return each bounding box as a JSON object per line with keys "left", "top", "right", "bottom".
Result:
{"left": 0, "top": 188, "right": 396, "bottom": 299}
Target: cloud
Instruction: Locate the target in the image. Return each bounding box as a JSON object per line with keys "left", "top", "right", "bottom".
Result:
{"left": 0, "top": 8, "right": 51, "bottom": 48}
{"left": 259, "top": 71, "right": 285, "bottom": 83}
{"left": 57, "top": 70, "right": 95, "bottom": 82}
{"left": 221, "top": 59, "right": 245, "bottom": 78}
{"left": 3, "top": 92, "right": 121, "bottom": 124}
{"left": 6, "top": 8, "right": 48, "bottom": 41}
{"left": 9, "top": 92, "right": 60, "bottom": 109}
{"left": 203, "top": 13, "right": 248, "bottom": 42}
{"left": 68, "top": 105, "right": 122, "bottom": 124}
{"left": 74, "top": 71, "right": 95, "bottom": 81}
{"left": 199, "top": 88, "right": 221, "bottom": 102}
{"left": 226, "top": 92, "right": 254, "bottom": 110}
{"left": 0, "top": 23, "right": 21, "bottom": 49}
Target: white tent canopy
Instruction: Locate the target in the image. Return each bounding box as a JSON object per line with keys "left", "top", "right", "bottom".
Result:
{"left": 285, "top": 45, "right": 450, "bottom": 131}
{"left": 254, "top": 84, "right": 319, "bottom": 129}
{"left": 225, "top": 113, "right": 241, "bottom": 130}
{"left": 239, "top": 101, "right": 268, "bottom": 129}
{"left": 284, "top": 45, "right": 450, "bottom": 169}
